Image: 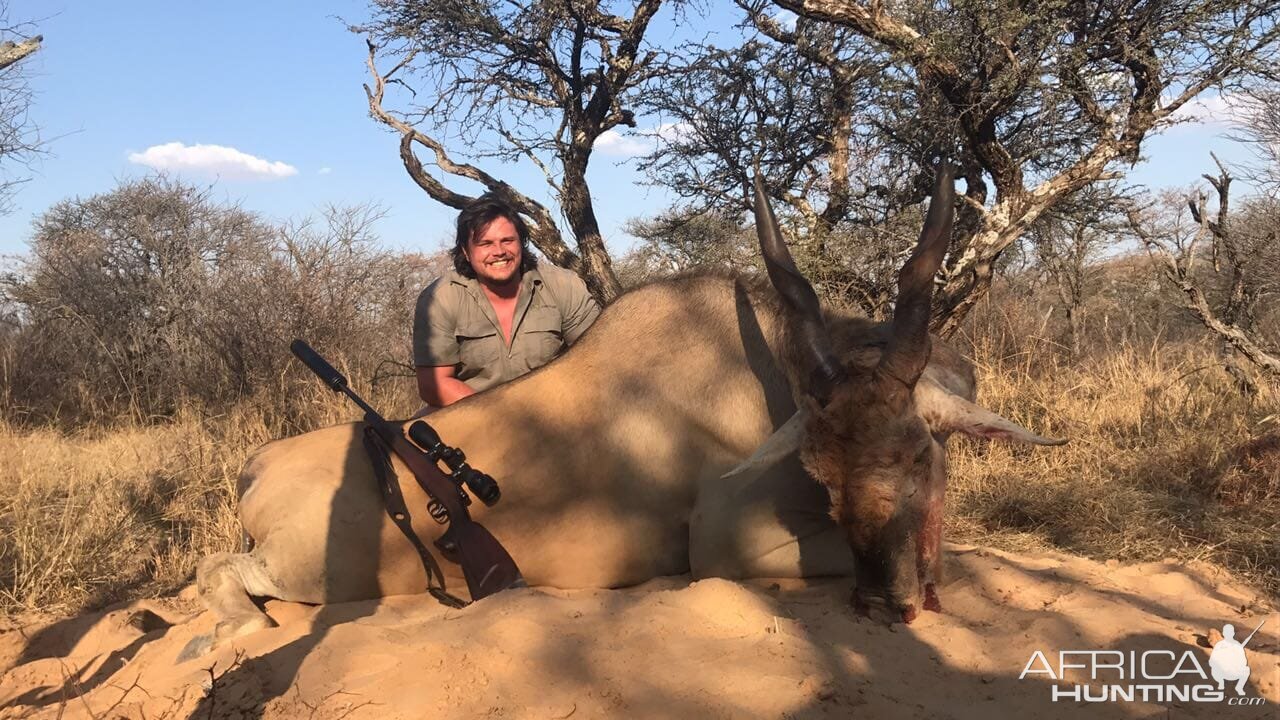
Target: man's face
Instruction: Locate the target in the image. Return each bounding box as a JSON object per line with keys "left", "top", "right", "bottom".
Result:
{"left": 465, "top": 216, "right": 522, "bottom": 286}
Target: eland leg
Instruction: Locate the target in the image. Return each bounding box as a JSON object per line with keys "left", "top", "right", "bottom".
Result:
{"left": 178, "top": 551, "right": 286, "bottom": 661}
{"left": 918, "top": 461, "right": 946, "bottom": 613}
{"left": 692, "top": 457, "right": 854, "bottom": 580}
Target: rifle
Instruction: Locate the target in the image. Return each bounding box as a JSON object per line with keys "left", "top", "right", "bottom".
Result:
{"left": 290, "top": 339, "right": 524, "bottom": 602}
{"left": 1241, "top": 619, "right": 1267, "bottom": 648}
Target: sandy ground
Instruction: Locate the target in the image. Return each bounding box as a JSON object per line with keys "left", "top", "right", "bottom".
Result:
{"left": 1, "top": 544, "right": 1276, "bottom": 720}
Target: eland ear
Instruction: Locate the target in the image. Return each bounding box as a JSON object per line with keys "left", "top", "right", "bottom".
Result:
{"left": 915, "top": 382, "right": 1067, "bottom": 446}
{"left": 721, "top": 410, "right": 809, "bottom": 482}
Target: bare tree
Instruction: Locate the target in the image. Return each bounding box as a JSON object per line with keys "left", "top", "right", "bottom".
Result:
{"left": 357, "top": 0, "right": 684, "bottom": 303}
{"left": 1, "top": 178, "right": 413, "bottom": 425}
{"left": 0, "top": 4, "right": 42, "bottom": 213}
{"left": 1235, "top": 82, "right": 1280, "bottom": 191}
{"left": 640, "top": 5, "right": 893, "bottom": 233}
{"left": 1128, "top": 161, "right": 1280, "bottom": 384}
{"left": 637, "top": 9, "right": 939, "bottom": 316}
{"left": 1027, "top": 184, "right": 1125, "bottom": 358}
{"left": 767, "top": 0, "right": 1280, "bottom": 336}
{"left": 4, "top": 178, "right": 273, "bottom": 420}
{"left": 616, "top": 209, "right": 757, "bottom": 285}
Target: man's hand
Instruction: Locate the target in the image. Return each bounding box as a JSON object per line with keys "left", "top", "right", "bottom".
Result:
{"left": 416, "top": 365, "right": 476, "bottom": 407}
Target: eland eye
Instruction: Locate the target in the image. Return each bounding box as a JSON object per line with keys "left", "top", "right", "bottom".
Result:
{"left": 913, "top": 445, "right": 931, "bottom": 465}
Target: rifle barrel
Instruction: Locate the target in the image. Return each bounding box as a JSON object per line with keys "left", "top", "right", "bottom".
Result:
{"left": 291, "top": 339, "right": 385, "bottom": 423}
{"left": 1241, "top": 619, "right": 1267, "bottom": 648}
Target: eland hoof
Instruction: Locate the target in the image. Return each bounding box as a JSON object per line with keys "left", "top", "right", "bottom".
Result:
{"left": 851, "top": 588, "right": 872, "bottom": 618}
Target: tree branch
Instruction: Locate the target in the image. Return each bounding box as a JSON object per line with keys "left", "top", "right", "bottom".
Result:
{"left": 0, "top": 34, "right": 40, "bottom": 71}
{"left": 1129, "top": 201, "right": 1280, "bottom": 380}
{"left": 770, "top": 0, "right": 956, "bottom": 79}
{"left": 364, "top": 40, "right": 582, "bottom": 270}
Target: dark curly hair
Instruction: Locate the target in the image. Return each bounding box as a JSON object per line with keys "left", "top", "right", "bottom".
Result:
{"left": 451, "top": 194, "right": 538, "bottom": 279}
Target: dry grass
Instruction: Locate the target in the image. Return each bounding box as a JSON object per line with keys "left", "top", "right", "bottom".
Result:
{"left": 0, "top": 382, "right": 416, "bottom": 617}
{"left": 947, "top": 324, "right": 1280, "bottom": 597}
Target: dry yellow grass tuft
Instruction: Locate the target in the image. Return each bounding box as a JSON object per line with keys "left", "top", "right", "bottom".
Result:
{"left": 0, "top": 418, "right": 227, "bottom": 614}
{"left": 948, "top": 329, "right": 1280, "bottom": 596}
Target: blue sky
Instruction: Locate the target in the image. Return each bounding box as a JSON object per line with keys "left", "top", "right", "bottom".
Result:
{"left": 0, "top": 0, "right": 1260, "bottom": 259}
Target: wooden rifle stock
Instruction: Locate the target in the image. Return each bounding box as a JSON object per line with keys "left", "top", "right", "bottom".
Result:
{"left": 373, "top": 421, "right": 525, "bottom": 600}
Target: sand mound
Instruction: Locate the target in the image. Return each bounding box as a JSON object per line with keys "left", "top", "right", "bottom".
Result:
{"left": 2, "top": 545, "right": 1276, "bottom": 719}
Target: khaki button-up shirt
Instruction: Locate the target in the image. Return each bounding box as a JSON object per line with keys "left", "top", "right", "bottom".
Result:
{"left": 412, "top": 264, "right": 601, "bottom": 393}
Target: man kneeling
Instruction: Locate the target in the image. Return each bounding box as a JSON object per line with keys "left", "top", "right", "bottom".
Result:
{"left": 413, "top": 195, "right": 600, "bottom": 410}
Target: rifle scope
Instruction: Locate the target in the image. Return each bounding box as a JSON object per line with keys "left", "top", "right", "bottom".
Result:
{"left": 409, "top": 421, "right": 502, "bottom": 506}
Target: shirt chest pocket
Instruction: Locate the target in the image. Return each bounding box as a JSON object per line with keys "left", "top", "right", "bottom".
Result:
{"left": 455, "top": 317, "right": 503, "bottom": 378}
{"left": 517, "top": 306, "right": 564, "bottom": 371}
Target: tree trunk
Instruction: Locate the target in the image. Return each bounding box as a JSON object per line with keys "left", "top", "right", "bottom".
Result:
{"left": 561, "top": 148, "right": 623, "bottom": 303}
{"left": 1173, "top": 273, "right": 1280, "bottom": 379}
{"left": 1065, "top": 306, "right": 1081, "bottom": 359}
{"left": 816, "top": 75, "right": 854, "bottom": 237}
{"left": 931, "top": 144, "right": 1123, "bottom": 337}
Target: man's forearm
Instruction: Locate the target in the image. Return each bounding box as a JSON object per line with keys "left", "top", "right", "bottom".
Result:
{"left": 418, "top": 373, "right": 476, "bottom": 407}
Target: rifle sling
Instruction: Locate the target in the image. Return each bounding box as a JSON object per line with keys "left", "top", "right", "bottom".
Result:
{"left": 361, "top": 427, "right": 467, "bottom": 609}
{"left": 365, "top": 420, "right": 525, "bottom": 602}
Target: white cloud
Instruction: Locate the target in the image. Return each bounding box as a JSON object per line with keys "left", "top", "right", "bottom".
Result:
{"left": 771, "top": 9, "right": 797, "bottom": 30}
{"left": 1169, "top": 93, "right": 1239, "bottom": 128}
{"left": 593, "top": 123, "right": 695, "bottom": 158}
{"left": 594, "top": 130, "right": 651, "bottom": 157}
{"left": 655, "top": 122, "right": 693, "bottom": 143}
{"left": 318, "top": 167, "right": 332, "bottom": 175}
{"left": 127, "top": 142, "right": 298, "bottom": 179}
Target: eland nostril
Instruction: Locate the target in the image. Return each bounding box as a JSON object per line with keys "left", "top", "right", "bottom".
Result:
{"left": 900, "top": 603, "right": 918, "bottom": 624}
{"left": 851, "top": 584, "right": 921, "bottom": 625}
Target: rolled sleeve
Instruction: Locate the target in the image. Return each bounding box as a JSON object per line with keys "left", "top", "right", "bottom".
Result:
{"left": 561, "top": 277, "right": 601, "bottom": 346}
{"left": 412, "top": 280, "right": 460, "bottom": 367}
